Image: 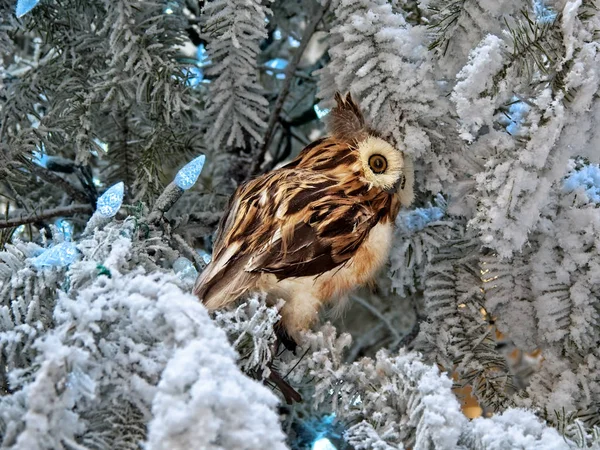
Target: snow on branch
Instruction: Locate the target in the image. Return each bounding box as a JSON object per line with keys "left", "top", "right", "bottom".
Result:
{"left": 457, "top": 2, "right": 600, "bottom": 257}
{"left": 0, "top": 219, "right": 287, "bottom": 449}
{"left": 281, "top": 324, "right": 574, "bottom": 449}
{"left": 202, "top": 0, "right": 272, "bottom": 150}
{"left": 425, "top": 0, "right": 520, "bottom": 75}
{"left": 318, "top": 0, "right": 443, "bottom": 154}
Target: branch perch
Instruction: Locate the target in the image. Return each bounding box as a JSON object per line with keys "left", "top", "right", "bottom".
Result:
{"left": 1, "top": 204, "right": 93, "bottom": 229}
{"left": 251, "top": 0, "right": 331, "bottom": 176}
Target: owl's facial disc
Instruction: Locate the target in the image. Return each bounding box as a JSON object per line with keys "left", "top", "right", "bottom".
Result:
{"left": 356, "top": 136, "right": 405, "bottom": 192}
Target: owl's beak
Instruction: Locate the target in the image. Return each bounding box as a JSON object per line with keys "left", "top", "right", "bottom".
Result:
{"left": 385, "top": 176, "right": 404, "bottom": 194}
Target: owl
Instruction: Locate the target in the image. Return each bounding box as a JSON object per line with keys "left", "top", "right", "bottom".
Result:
{"left": 194, "top": 92, "right": 414, "bottom": 346}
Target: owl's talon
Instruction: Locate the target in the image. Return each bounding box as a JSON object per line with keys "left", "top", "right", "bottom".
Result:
{"left": 274, "top": 323, "right": 298, "bottom": 354}
{"left": 265, "top": 337, "right": 302, "bottom": 404}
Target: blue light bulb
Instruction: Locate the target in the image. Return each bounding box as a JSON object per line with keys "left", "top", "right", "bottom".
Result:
{"left": 96, "top": 182, "right": 124, "bottom": 217}
{"left": 15, "top": 0, "right": 40, "bottom": 17}
{"left": 312, "top": 438, "right": 337, "bottom": 450}
{"left": 563, "top": 164, "right": 600, "bottom": 204}
{"left": 198, "top": 249, "right": 212, "bottom": 265}
{"left": 31, "top": 241, "right": 79, "bottom": 268}
{"left": 55, "top": 218, "right": 74, "bottom": 241}
{"left": 32, "top": 145, "right": 48, "bottom": 168}
{"left": 314, "top": 104, "right": 330, "bottom": 119}
{"left": 265, "top": 58, "right": 288, "bottom": 79}
{"left": 174, "top": 155, "right": 206, "bottom": 190}
{"left": 288, "top": 36, "right": 301, "bottom": 48}
{"left": 196, "top": 44, "right": 211, "bottom": 66}
{"left": 173, "top": 257, "right": 198, "bottom": 281}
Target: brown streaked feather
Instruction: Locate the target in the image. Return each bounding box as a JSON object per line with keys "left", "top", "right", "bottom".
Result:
{"left": 211, "top": 190, "right": 239, "bottom": 254}
{"left": 195, "top": 252, "right": 254, "bottom": 310}
{"left": 193, "top": 137, "right": 399, "bottom": 310}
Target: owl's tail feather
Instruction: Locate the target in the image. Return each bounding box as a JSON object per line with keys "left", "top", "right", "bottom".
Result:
{"left": 193, "top": 254, "right": 254, "bottom": 310}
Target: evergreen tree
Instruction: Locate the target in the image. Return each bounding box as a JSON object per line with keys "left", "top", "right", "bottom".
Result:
{"left": 1, "top": 0, "right": 600, "bottom": 448}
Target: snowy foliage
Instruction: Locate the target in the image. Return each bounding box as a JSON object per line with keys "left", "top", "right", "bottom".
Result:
{"left": 451, "top": 34, "right": 507, "bottom": 142}
{"left": 425, "top": 0, "right": 520, "bottom": 76}
{"left": 280, "top": 325, "right": 586, "bottom": 449}
{"left": 459, "top": 1, "right": 600, "bottom": 257}
{"left": 213, "top": 296, "right": 281, "bottom": 377}
{"left": 202, "top": 0, "right": 272, "bottom": 150}
{"left": 0, "top": 220, "right": 286, "bottom": 449}
{"left": 146, "top": 305, "right": 286, "bottom": 450}
{"left": 318, "top": 0, "right": 443, "bottom": 155}
{"left": 465, "top": 409, "right": 571, "bottom": 450}
{"left": 1, "top": 212, "right": 286, "bottom": 447}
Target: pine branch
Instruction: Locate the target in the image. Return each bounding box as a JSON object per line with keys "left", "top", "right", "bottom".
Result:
{"left": 202, "top": 0, "right": 272, "bottom": 151}
{"left": 417, "top": 228, "right": 515, "bottom": 411}
{"left": 501, "top": 10, "right": 562, "bottom": 80}
{"left": 427, "top": 0, "right": 467, "bottom": 55}
{"left": 28, "top": 164, "right": 92, "bottom": 204}
{"left": 0, "top": 204, "right": 93, "bottom": 229}
{"left": 251, "top": 0, "right": 330, "bottom": 176}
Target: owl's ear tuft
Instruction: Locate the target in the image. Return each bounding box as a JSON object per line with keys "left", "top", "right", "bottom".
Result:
{"left": 328, "top": 91, "right": 368, "bottom": 143}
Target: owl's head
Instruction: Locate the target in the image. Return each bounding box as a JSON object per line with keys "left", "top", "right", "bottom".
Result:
{"left": 327, "top": 92, "right": 414, "bottom": 207}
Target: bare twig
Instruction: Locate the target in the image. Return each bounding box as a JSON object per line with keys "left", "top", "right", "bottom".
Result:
{"left": 251, "top": 0, "right": 330, "bottom": 176}
{"left": 171, "top": 233, "right": 206, "bottom": 272}
{"left": 173, "top": 211, "right": 222, "bottom": 234}
{"left": 394, "top": 316, "right": 423, "bottom": 349}
{"left": 186, "top": 211, "right": 222, "bottom": 226}
{"left": 346, "top": 322, "right": 385, "bottom": 362}
{"left": 350, "top": 294, "right": 402, "bottom": 341}
{"left": 1, "top": 204, "right": 93, "bottom": 229}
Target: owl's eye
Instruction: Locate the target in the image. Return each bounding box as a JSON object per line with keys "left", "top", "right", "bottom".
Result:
{"left": 368, "top": 154, "right": 387, "bottom": 174}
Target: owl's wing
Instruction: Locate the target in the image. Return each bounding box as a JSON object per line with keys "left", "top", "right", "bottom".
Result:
{"left": 194, "top": 167, "right": 387, "bottom": 309}
{"left": 245, "top": 189, "right": 378, "bottom": 278}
